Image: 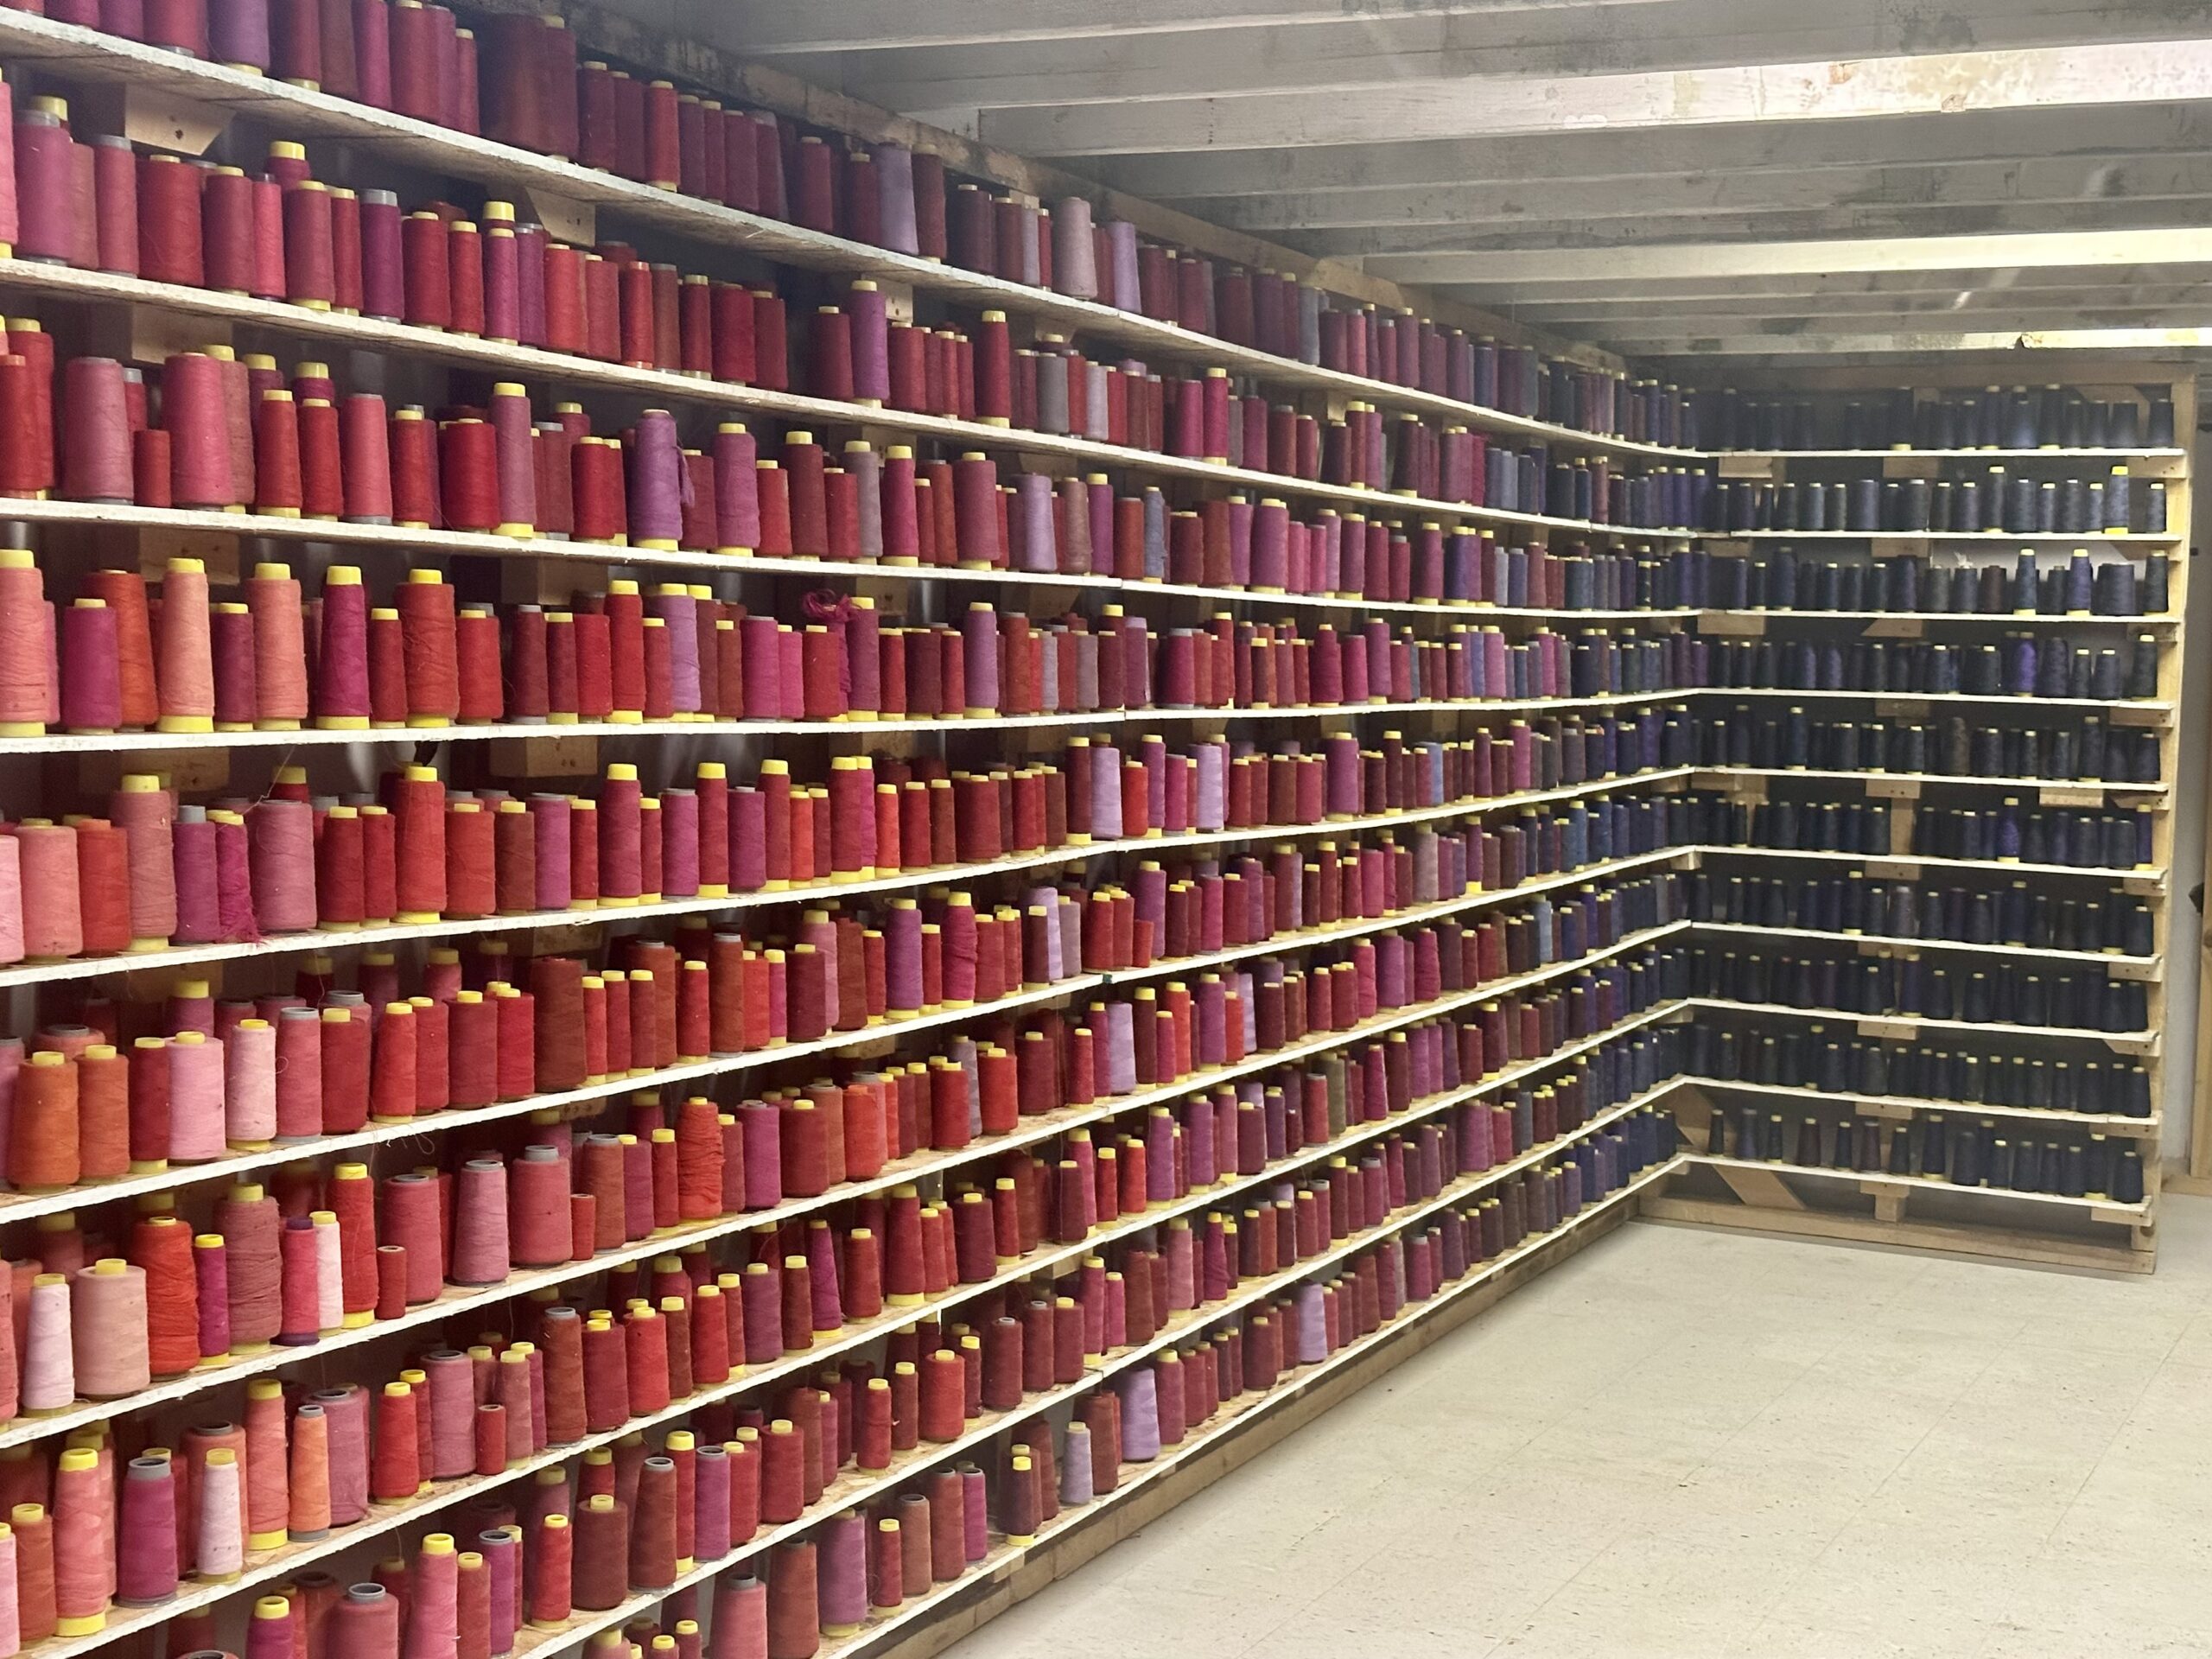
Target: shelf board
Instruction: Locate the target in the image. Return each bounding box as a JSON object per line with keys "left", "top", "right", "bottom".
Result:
{"left": 1687, "top": 919, "right": 2158, "bottom": 969}
{"left": 1693, "top": 844, "right": 2162, "bottom": 888}
{"left": 0, "top": 10, "right": 1692, "bottom": 467}
{"left": 0, "top": 690, "right": 1681, "bottom": 757}
{"left": 1715, "top": 448, "right": 2186, "bottom": 464}
{"left": 1700, "top": 687, "right": 2170, "bottom": 718}
{"left": 1684, "top": 1151, "right": 2151, "bottom": 1224}
{"left": 1694, "top": 609, "right": 2177, "bottom": 632}
{"left": 1687, "top": 996, "right": 2157, "bottom": 1052}
{"left": 1691, "top": 768, "right": 2171, "bottom": 802}
{"left": 1684, "top": 1075, "right": 2160, "bottom": 1137}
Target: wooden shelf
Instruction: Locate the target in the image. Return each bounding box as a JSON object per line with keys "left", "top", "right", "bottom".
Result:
{"left": 1682, "top": 1152, "right": 2150, "bottom": 1224}
{"left": 1691, "top": 768, "right": 2171, "bottom": 802}
{"left": 1684, "top": 1076, "right": 2161, "bottom": 1138}
{"left": 1690, "top": 845, "right": 2161, "bottom": 888}
{"left": 1695, "top": 609, "right": 2177, "bottom": 631}
{"left": 1688, "top": 996, "right": 2156, "bottom": 1052}
{"left": 0, "top": 690, "right": 1681, "bottom": 757}
{"left": 0, "top": 10, "right": 1691, "bottom": 467}
{"left": 1700, "top": 687, "right": 2171, "bottom": 718}
{"left": 1688, "top": 920, "right": 2158, "bottom": 970}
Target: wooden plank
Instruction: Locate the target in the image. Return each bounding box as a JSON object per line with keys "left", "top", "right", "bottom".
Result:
{"left": 982, "top": 41, "right": 2212, "bottom": 157}
{"left": 1094, "top": 103, "right": 2212, "bottom": 206}
{"left": 1372, "top": 227, "right": 2212, "bottom": 287}
{"left": 1638, "top": 1195, "right": 2156, "bottom": 1274}
{"left": 1713, "top": 1166, "right": 1807, "bottom": 1211}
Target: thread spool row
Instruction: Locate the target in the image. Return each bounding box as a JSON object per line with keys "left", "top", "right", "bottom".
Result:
{"left": 1685, "top": 791, "right": 2154, "bottom": 873}
{"left": 0, "top": 111, "right": 1705, "bottom": 528}
{"left": 1688, "top": 939, "right": 2150, "bottom": 1035}
{"left": 1696, "top": 632, "right": 2161, "bottom": 704}
{"left": 1702, "top": 1105, "right": 2145, "bottom": 1205}
{"left": 1683, "top": 868, "right": 2154, "bottom": 957}
{"left": 1705, "top": 384, "right": 2177, "bottom": 454}
{"left": 1692, "top": 705, "right": 2164, "bottom": 786}
{"left": 1710, "top": 467, "right": 2164, "bottom": 537}
{"left": 1691, "top": 1018, "right": 2153, "bottom": 1122}
{"left": 0, "top": 31, "right": 1687, "bottom": 455}
{"left": 0, "top": 714, "right": 1678, "bottom": 966}
{"left": 0, "top": 540, "right": 1695, "bottom": 742}
{"left": 1700, "top": 547, "right": 2165, "bottom": 618}
{"left": 0, "top": 325, "right": 1686, "bottom": 596}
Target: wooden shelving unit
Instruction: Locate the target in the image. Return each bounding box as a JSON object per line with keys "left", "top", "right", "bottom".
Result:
{"left": 1673, "top": 365, "right": 2193, "bottom": 1270}
{"left": 0, "top": 12, "right": 2191, "bottom": 1659}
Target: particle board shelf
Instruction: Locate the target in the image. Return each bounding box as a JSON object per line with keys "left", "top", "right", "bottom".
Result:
{"left": 0, "top": 259, "right": 1696, "bottom": 548}
{"left": 1687, "top": 997, "right": 2157, "bottom": 1054}
{"left": 1683, "top": 1075, "right": 2161, "bottom": 1138}
{"left": 1691, "top": 845, "right": 2162, "bottom": 888}
{"left": 1694, "top": 609, "right": 2178, "bottom": 632}
{"left": 1699, "top": 687, "right": 2171, "bottom": 719}
{"left": 0, "top": 9, "right": 1694, "bottom": 468}
{"left": 1714, "top": 531, "right": 2179, "bottom": 548}
{"left": 0, "top": 690, "right": 1678, "bottom": 758}
{"left": 1686, "top": 920, "right": 2159, "bottom": 971}
{"left": 0, "top": 766, "right": 1695, "bottom": 989}
{"left": 1641, "top": 1190, "right": 2153, "bottom": 1274}
{"left": 1679, "top": 1152, "right": 2152, "bottom": 1225}
{"left": 1689, "top": 768, "right": 2171, "bottom": 804}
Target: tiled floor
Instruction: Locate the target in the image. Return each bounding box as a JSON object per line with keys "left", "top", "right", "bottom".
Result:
{"left": 946, "top": 1201, "right": 2212, "bottom": 1658}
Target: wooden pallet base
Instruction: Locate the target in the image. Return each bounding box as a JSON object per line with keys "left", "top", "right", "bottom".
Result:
{"left": 863, "top": 1199, "right": 1637, "bottom": 1659}
{"left": 1641, "top": 1193, "right": 2155, "bottom": 1275}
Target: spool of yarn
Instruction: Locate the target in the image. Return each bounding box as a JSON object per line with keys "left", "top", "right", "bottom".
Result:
{"left": 196, "top": 1447, "right": 244, "bottom": 1580}
{"left": 69, "top": 1259, "right": 149, "bottom": 1399}
{"left": 155, "top": 555, "right": 215, "bottom": 731}
{"left": 14, "top": 1503, "right": 54, "bottom": 1643}
{"left": 117, "top": 1454, "right": 180, "bottom": 1605}
{"left": 0, "top": 553, "right": 50, "bottom": 734}
{"left": 110, "top": 775, "right": 177, "bottom": 950}
{"left": 407, "top": 1534, "right": 460, "bottom": 1659}
{"left": 131, "top": 1214, "right": 199, "bottom": 1376}
{"left": 216, "top": 1182, "right": 283, "bottom": 1350}
{"left": 330, "top": 1583, "right": 399, "bottom": 1659}
{"left": 450, "top": 1157, "right": 512, "bottom": 1286}
{"left": 11, "top": 1050, "right": 79, "bottom": 1190}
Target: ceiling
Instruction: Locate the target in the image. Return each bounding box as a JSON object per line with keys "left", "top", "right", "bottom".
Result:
{"left": 674, "top": 0, "right": 2212, "bottom": 364}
